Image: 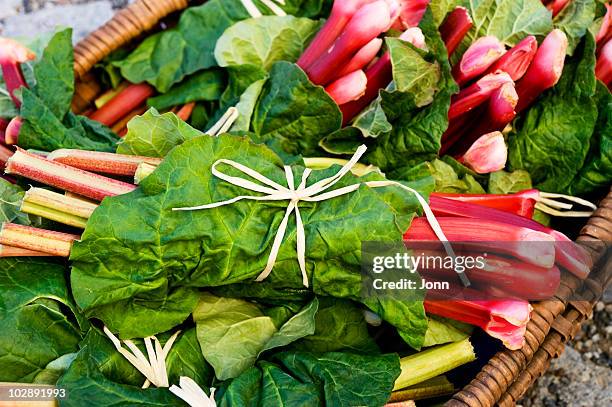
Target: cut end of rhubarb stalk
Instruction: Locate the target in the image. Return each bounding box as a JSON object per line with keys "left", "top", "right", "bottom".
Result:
{"left": 392, "top": 0, "right": 430, "bottom": 30}
{"left": 399, "top": 27, "right": 427, "bottom": 50}
{"left": 488, "top": 35, "right": 537, "bottom": 81}
{"left": 485, "top": 300, "right": 532, "bottom": 349}
{"left": 454, "top": 36, "right": 506, "bottom": 86}
{"left": 459, "top": 131, "right": 507, "bottom": 174}
{"left": 0, "top": 37, "right": 36, "bottom": 63}
{"left": 325, "top": 70, "right": 368, "bottom": 105}
{"left": 4, "top": 116, "right": 22, "bottom": 145}
{"left": 448, "top": 71, "right": 513, "bottom": 120}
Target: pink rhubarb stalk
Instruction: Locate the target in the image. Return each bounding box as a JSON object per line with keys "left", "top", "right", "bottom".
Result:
{"left": 297, "top": 0, "right": 374, "bottom": 70}
{"left": 424, "top": 298, "right": 531, "bottom": 349}
{"left": 0, "top": 244, "right": 51, "bottom": 257}
{"left": 515, "top": 29, "right": 568, "bottom": 113}
{"left": 448, "top": 71, "right": 513, "bottom": 120}
{"left": 336, "top": 38, "right": 383, "bottom": 78}
{"left": 4, "top": 116, "right": 22, "bottom": 145}
{"left": 339, "top": 28, "right": 426, "bottom": 124}
{"left": 439, "top": 7, "right": 473, "bottom": 56}
{"left": 453, "top": 36, "right": 506, "bottom": 87}
{"left": 596, "top": 4, "right": 612, "bottom": 47}
{"left": 0, "top": 38, "right": 35, "bottom": 108}
{"left": 0, "top": 143, "right": 12, "bottom": 167}
{"left": 393, "top": 0, "right": 430, "bottom": 29}
{"left": 305, "top": 0, "right": 391, "bottom": 85}
{"left": 547, "top": 0, "right": 571, "bottom": 17}
{"left": 325, "top": 70, "right": 368, "bottom": 105}
{"left": 458, "top": 131, "right": 507, "bottom": 174}
{"left": 89, "top": 83, "right": 155, "bottom": 127}
{"left": 428, "top": 195, "right": 593, "bottom": 278}
{"left": 5, "top": 148, "right": 136, "bottom": 201}
{"left": 486, "top": 36, "right": 538, "bottom": 81}
{"left": 404, "top": 216, "right": 556, "bottom": 268}
{"left": 0, "top": 117, "right": 8, "bottom": 144}
{"left": 596, "top": 39, "right": 612, "bottom": 87}
{"left": 47, "top": 149, "right": 163, "bottom": 177}
{"left": 0, "top": 222, "right": 79, "bottom": 257}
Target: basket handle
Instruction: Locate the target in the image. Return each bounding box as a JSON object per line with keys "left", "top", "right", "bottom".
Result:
{"left": 73, "top": 0, "right": 189, "bottom": 79}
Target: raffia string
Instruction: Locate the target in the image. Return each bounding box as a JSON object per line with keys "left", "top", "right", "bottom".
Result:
{"left": 173, "top": 144, "right": 470, "bottom": 287}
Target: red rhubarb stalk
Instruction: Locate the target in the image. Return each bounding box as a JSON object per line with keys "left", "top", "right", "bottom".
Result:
{"left": 336, "top": 38, "right": 383, "bottom": 78}
{"left": 486, "top": 36, "right": 537, "bottom": 81}
{"left": 297, "top": 0, "right": 374, "bottom": 69}
{"left": 0, "top": 244, "right": 51, "bottom": 257}
{"left": 515, "top": 29, "right": 568, "bottom": 113}
{"left": 458, "top": 131, "right": 507, "bottom": 174}
{"left": 391, "top": 0, "right": 430, "bottom": 30}
{"left": 47, "top": 149, "right": 162, "bottom": 177}
{"left": 5, "top": 148, "right": 136, "bottom": 201}
{"left": 547, "top": 0, "right": 571, "bottom": 17}
{"left": 439, "top": 7, "right": 473, "bottom": 56}
{"left": 448, "top": 71, "right": 513, "bottom": 120}
{"left": 0, "top": 143, "right": 12, "bottom": 167}
{"left": 325, "top": 70, "right": 368, "bottom": 105}
{"left": 89, "top": 83, "right": 155, "bottom": 127}
{"left": 424, "top": 298, "right": 531, "bottom": 349}
{"left": 596, "top": 4, "right": 612, "bottom": 47}
{"left": 404, "top": 216, "right": 556, "bottom": 268}
{"left": 0, "top": 117, "right": 8, "bottom": 142}
{"left": 4, "top": 116, "right": 22, "bottom": 145}
{"left": 0, "top": 38, "right": 35, "bottom": 108}
{"left": 176, "top": 102, "right": 196, "bottom": 121}
{"left": 596, "top": 39, "right": 612, "bottom": 87}
{"left": 432, "top": 189, "right": 539, "bottom": 218}
{"left": 110, "top": 105, "right": 148, "bottom": 135}
{"left": 453, "top": 36, "right": 506, "bottom": 87}
{"left": 305, "top": 0, "right": 391, "bottom": 85}
{"left": 0, "top": 223, "right": 79, "bottom": 257}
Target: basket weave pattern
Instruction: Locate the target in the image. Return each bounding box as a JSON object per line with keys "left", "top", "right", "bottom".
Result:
{"left": 71, "top": 2, "right": 612, "bottom": 405}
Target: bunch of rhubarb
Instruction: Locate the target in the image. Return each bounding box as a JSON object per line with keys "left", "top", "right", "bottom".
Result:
{"left": 440, "top": 28, "right": 569, "bottom": 169}
{"left": 297, "top": 0, "right": 430, "bottom": 124}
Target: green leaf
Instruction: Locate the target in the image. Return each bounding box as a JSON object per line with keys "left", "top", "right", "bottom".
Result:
{"left": 0, "top": 258, "right": 84, "bottom": 382}
{"left": 430, "top": 0, "right": 464, "bottom": 26}
{"left": 116, "top": 108, "right": 203, "bottom": 157}
{"left": 219, "top": 64, "right": 268, "bottom": 111}
{"left": 565, "top": 81, "right": 612, "bottom": 195}
{"left": 0, "top": 179, "right": 30, "bottom": 225}
{"left": 250, "top": 61, "right": 342, "bottom": 156}
{"left": 57, "top": 329, "right": 207, "bottom": 406}
{"left": 147, "top": 69, "right": 226, "bottom": 111}
{"left": 423, "top": 315, "right": 473, "bottom": 347}
{"left": 290, "top": 298, "right": 379, "bottom": 353}
{"left": 553, "top": 0, "right": 597, "bottom": 55}
{"left": 318, "top": 127, "right": 364, "bottom": 155}
{"left": 366, "top": 8, "right": 458, "bottom": 171}
{"left": 488, "top": 169, "right": 532, "bottom": 194}
{"left": 230, "top": 79, "right": 266, "bottom": 132}
{"left": 508, "top": 33, "right": 598, "bottom": 192}
{"left": 32, "top": 28, "right": 74, "bottom": 117}
{"left": 193, "top": 294, "right": 317, "bottom": 380}
{"left": 70, "top": 134, "right": 423, "bottom": 342}
{"left": 427, "top": 159, "right": 486, "bottom": 193}
{"left": 215, "top": 16, "right": 321, "bottom": 70}
{"left": 217, "top": 351, "right": 400, "bottom": 407}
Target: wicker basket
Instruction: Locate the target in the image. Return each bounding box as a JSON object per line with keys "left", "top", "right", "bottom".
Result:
{"left": 71, "top": 1, "right": 612, "bottom": 405}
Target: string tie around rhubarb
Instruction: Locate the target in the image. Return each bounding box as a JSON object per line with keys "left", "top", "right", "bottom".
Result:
{"left": 103, "top": 327, "right": 217, "bottom": 406}
{"left": 534, "top": 192, "right": 597, "bottom": 217}
{"left": 173, "top": 144, "right": 471, "bottom": 287}
{"left": 240, "top": 0, "right": 286, "bottom": 18}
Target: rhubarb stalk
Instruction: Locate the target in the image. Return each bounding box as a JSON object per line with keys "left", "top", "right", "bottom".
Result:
{"left": 134, "top": 162, "right": 158, "bottom": 185}
{"left": 89, "top": 83, "right": 155, "bottom": 127}
{"left": 110, "top": 105, "right": 148, "bottom": 134}
{"left": 297, "top": 0, "right": 374, "bottom": 69}
{"left": 458, "top": 131, "right": 507, "bottom": 174}
{"left": 448, "top": 71, "right": 513, "bottom": 120}
{"left": 0, "top": 143, "right": 12, "bottom": 167}
{"left": 4, "top": 116, "right": 22, "bottom": 145}
{"left": 486, "top": 36, "right": 538, "bottom": 81}
{"left": 393, "top": 338, "right": 475, "bottom": 390}
{"left": 391, "top": 0, "right": 430, "bottom": 30}
{"left": 325, "top": 70, "right": 368, "bottom": 105}
{"left": 0, "top": 38, "right": 35, "bottom": 108}
{"left": 176, "top": 102, "right": 196, "bottom": 121}
{"left": 424, "top": 299, "right": 531, "bottom": 349}
{"left": 596, "top": 3, "right": 612, "bottom": 47}
{"left": 21, "top": 187, "right": 98, "bottom": 228}
{"left": 515, "top": 29, "right": 568, "bottom": 113}
{"left": 389, "top": 376, "right": 454, "bottom": 402}
{"left": 0, "top": 244, "right": 51, "bottom": 257}
{"left": 5, "top": 148, "right": 136, "bottom": 201}
{"left": 0, "top": 222, "right": 79, "bottom": 257}
{"left": 94, "top": 82, "right": 129, "bottom": 109}
{"left": 336, "top": 38, "right": 383, "bottom": 78}
{"left": 547, "top": 0, "right": 570, "bottom": 17}
{"left": 596, "top": 39, "right": 612, "bottom": 87}
{"left": 47, "top": 149, "right": 162, "bottom": 176}
{"left": 431, "top": 189, "right": 539, "bottom": 218}
{"left": 453, "top": 36, "right": 506, "bottom": 87}
{"left": 305, "top": 0, "right": 391, "bottom": 85}
{"left": 439, "top": 7, "right": 473, "bottom": 56}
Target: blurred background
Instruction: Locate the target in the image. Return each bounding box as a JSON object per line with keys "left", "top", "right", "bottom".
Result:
{"left": 0, "top": 1, "right": 609, "bottom": 405}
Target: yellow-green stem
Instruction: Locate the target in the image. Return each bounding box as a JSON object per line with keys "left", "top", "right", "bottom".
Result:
{"left": 24, "top": 188, "right": 98, "bottom": 219}
{"left": 389, "top": 375, "right": 454, "bottom": 402}
{"left": 20, "top": 201, "right": 89, "bottom": 229}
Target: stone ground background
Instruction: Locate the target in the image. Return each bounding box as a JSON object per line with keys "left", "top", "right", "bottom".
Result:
{"left": 1, "top": 1, "right": 610, "bottom": 405}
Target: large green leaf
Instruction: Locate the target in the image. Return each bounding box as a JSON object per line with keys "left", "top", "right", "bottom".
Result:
{"left": 147, "top": 69, "right": 226, "bottom": 111}
{"left": 0, "top": 258, "right": 84, "bottom": 382}
{"left": 216, "top": 351, "right": 400, "bottom": 407}
{"left": 70, "top": 134, "right": 425, "bottom": 344}
{"left": 487, "top": 169, "right": 532, "bottom": 194}
{"left": 215, "top": 16, "right": 320, "bottom": 70}
{"left": 193, "top": 294, "right": 318, "bottom": 380}
{"left": 508, "top": 33, "right": 598, "bottom": 192}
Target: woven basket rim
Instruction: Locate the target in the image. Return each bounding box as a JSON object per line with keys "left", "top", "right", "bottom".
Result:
{"left": 70, "top": 1, "right": 612, "bottom": 406}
